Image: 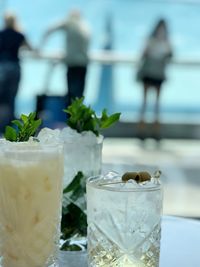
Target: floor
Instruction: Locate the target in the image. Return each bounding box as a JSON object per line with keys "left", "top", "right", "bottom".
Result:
{"left": 102, "top": 138, "right": 200, "bottom": 218}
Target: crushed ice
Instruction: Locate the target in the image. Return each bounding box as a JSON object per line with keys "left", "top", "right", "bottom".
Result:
{"left": 36, "top": 126, "right": 103, "bottom": 146}
{"left": 37, "top": 127, "right": 61, "bottom": 144}
{"left": 60, "top": 127, "right": 103, "bottom": 145}
{"left": 95, "top": 171, "right": 161, "bottom": 189}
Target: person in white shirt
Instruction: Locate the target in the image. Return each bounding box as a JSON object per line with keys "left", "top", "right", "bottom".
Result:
{"left": 42, "top": 9, "right": 91, "bottom": 107}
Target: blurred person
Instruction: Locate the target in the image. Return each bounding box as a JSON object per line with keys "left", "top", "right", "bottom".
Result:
{"left": 136, "top": 18, "right": 173, "bottom": 140}
{"left": 41, "top": 9, "right": 91, "bottom": 107}
{"left": 0, "top": 11, "right": 33, "bottom": 133}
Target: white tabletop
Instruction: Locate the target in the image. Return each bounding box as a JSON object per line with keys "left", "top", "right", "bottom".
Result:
{"left": 160, "top": 216, "right": 200, "bottom": 267}
{"left": 59, "top": 216, "right": 200, "bottom": 266}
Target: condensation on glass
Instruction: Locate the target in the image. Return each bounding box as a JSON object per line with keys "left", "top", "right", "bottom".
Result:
{"left": 87, "top": 174, "right": 163, "bottom": 267}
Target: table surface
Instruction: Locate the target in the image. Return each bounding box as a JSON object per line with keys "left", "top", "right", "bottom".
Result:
{"left": 160, "top": 216, "right": 200, "bottom": 267}
{"left": 59, "top": 216, "right": 200, "bottom": 267}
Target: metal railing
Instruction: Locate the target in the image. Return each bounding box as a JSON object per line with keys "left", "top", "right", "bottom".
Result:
{"left": 20, "top": 50, "right": 200, "bottom": 139}
{"left": 22, "top": 50, "right": 200, "bottom": 67}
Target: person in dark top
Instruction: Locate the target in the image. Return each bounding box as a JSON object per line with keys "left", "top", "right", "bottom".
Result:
{"left": 0, "top": 12, "right": 32, "bottom": 132}
{"left": 136, "top": 19, "right": 173, "bottom": 140}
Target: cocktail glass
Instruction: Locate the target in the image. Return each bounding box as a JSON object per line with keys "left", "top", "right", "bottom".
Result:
{"left": 60, "top": 127, "right": 103, "bottom": 186}
{"left": 87, "top": 173, "right": 163, "bottom": 267}
{"left": 0, "top": 140, "right": 64, "bottom": 267}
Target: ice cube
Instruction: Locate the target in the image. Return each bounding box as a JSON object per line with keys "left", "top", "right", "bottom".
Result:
{"left": 60, "top": 126, "right": 103, "bottom": 145}
{"left": 81, "top": 131, "right": 103, "bottom": 145}
{"left": 37, "top": 128, "right": 61, "bottom": 144}
{"left": 150, "top": 177, "right": 161, "bottom": 185}
{"left": 126, "top": 179, "right": 140, "bottom": 187}
{"left": 60, "top": 127, "right": 80, "bottom": 142}
{"left": 95, "top": 171, "right": 162, "bottom": 191}
{"left": 103, "top": 171, "right": 119, "bottom": 180}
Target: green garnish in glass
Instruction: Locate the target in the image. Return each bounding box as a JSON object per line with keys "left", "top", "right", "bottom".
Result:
{"left": 63, "top": 97, "right": 121, "bottom": 136}
{"left": 4, "top": 112, "right": 41, "bottom": 142}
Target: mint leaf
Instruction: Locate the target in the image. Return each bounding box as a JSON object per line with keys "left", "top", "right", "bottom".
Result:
{"left": 61, "top": 202, "right": 87, "bottom": 242}
{"left": 12, "top": 120, "right": 23, "bottom": 130}
{"left": 4, "top": 126, "right": 17, "bottom": 141}
{"left": 61, "top": 171, "right": 87, "bottom": 249}
{"left": 63, "top": 97, "right": 121, "bottom": 136}
{"left": 4, "top": 112, "right": 42, "bottom": 142}
{"left": 21, "top": 114, "right": 28, "bottom": 124}
{"left": 63, "top": 171, "right": 84, "bottom": 194}
{"left": 100, "top": 109, "right": 121, "bottom": 129}
{"left": 61, "top": 241, "right": 83, "bottom": 251}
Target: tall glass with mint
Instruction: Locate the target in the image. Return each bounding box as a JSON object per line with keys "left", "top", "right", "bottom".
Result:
{"left": 0, "top": 113, "right": 64, "bottom": 267}
{"left": 59, "top": 98, "right": 120, "bottom": 251}
{"left": 61, "top": 98, "right": 120, "bottom": 186}
{"left": 87, "top": 171, "right": 163, "bottom": 267}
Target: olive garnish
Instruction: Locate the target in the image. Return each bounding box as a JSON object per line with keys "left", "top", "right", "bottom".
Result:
{"left": 122, "top": 171, "right": 151, "bottom": 183}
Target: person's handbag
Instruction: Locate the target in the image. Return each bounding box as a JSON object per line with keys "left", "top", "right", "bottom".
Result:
{"left": 136, "top": 55, "right": 151, "bottom": 82}
{"left": 36, "top": 62, "right": 67, "bottom": 128}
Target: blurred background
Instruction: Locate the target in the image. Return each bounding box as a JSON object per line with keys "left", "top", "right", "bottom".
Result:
{"left": 1, "top": 0, "right": 200, "bottom": 218}
{"left": 3, "top": 0, "right": 200, "bottom": 125}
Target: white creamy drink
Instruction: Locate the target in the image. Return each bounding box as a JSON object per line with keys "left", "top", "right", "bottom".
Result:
{"left": 0, "top": 139, "right": 64, "bottom": 267}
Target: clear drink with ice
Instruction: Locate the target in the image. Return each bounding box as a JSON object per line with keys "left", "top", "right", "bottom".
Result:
{"left": 87, "top": 173, "right": 163, "bottom": 267}
{"left": 60, "top": 127, "right": 103, "bottom": 186}
{"left": 0, "top": 140, "right": 64, "bottom": 267}
{"left": 38, "top": 127, "right": 103, "bottom": 187}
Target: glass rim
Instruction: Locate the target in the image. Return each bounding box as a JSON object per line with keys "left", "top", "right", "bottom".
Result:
{"left": 0, "top": 138, "right": 64, "bottom": 150}
{"left": 62, "top": 134, "right": 104, "bottom": 146}
{"left": 87, "top": 175, "right": 162, "bottom": 192}
{"left": 63, "top": 140, "right": 103, "bottom": 146}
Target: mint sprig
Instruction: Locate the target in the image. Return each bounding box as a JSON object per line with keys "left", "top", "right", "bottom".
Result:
{"left": 4, "top": 112, "right": 41, "bottom": 142}
{"left": 61, "top": 171, "right": 87, "bottom": 251}
{"left": 63, "top": 97, "right": 121, "bottom": 136}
